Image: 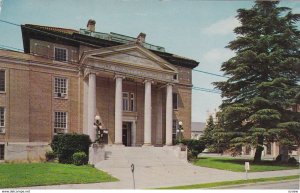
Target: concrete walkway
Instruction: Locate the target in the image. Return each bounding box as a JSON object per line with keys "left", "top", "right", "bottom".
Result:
{"left": 17, "top": 146, "right": 300, "bottom": 189}
{"left": 21, "top": 165, "right": 299, "bottom": 189}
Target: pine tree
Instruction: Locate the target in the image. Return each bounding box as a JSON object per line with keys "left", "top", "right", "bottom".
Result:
{"left": 214, "top": 1, "right": 300, "bottom": 162}
{"left": 202, "top": 115, "right": 215, "bottom": 146}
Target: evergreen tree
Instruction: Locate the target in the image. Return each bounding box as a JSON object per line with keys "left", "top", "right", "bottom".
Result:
{"left": 202, "top": 115, "right": 215, "bottom": 146}
{"left": 214, "top": 1, "right": 300, "bottom": 162}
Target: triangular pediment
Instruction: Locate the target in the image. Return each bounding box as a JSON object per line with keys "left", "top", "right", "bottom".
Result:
{"left": 80, "top": 44, "right": 177, "bottom": 73}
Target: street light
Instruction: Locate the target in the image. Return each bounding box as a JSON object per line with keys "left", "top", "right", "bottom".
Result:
{"left": 94, "top": 115, "right": 108, "bottom": 144}
{"left": 177, "top": 121, "right": 184, "bottom": 143}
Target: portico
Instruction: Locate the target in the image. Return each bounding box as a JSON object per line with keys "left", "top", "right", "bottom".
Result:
{"left": 81, "top": 44, "right": 178, "bottom": 146}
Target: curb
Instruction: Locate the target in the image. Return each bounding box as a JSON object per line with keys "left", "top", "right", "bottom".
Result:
{"left": 208, "top": 179, "right": 299, "bottom": 189}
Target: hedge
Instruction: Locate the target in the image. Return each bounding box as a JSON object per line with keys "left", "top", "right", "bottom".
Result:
{"left": 51, "top": 133, "right": 92, "bottom": 164}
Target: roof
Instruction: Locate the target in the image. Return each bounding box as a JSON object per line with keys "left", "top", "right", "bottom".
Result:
{"left": 191, "top": 122, "right": 206, "bottom": 132}
{"left": 21, "top": 24, "right": 199, "bottom": 69}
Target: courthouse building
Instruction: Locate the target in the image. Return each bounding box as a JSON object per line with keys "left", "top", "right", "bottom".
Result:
{"left": 0, "top": 20, "right": 198, "bottom": 161}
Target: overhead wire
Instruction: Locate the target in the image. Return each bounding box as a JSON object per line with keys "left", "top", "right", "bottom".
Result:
{"left": 0, "top": 18, "right": 298, "bottom": 94}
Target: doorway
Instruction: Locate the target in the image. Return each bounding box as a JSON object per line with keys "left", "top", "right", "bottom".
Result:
{"left": 122, "top": 122, "right": 132, "bottom": 146}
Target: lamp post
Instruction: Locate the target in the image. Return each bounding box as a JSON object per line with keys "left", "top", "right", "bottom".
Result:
{"left": 176, "top": 121, "right": 184, "bottom": 143}
{"left": 93, "top": 115, "right": 108, "bottom": 144}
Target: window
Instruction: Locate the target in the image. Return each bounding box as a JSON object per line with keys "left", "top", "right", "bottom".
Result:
{"left": 54, "top": 47, "right": 67, "bottom": 62}
{"left": 54, "top": 77, "right": 68, "bottom": 98}
{"left": 123, "top": 92, "right": 135, "bottom": 112}
{"left": 266, "top": 143, "right": 272, "bottom": 155}
{"left": 0, "top": 107, "right": 5, "bottom": 133}
{"left": 122, "top": 92, "right": 129, "bottom": 111}
{"left": 173, "top": 74, "right": 178, "bottom": 80}
{"left": 54, "top": 111, "right": 67, "bottom": 134}
{"left": 173, "top": 93, "right": 178, "bottom": 110}
{"left": 0, "top": 70, "right": 5, "bottom": 92}
{"left": 0, "top": 144, "right": 4, "bottom": 160}
{"left": 172, "top": 120, "right": 178, "bottom": 143}
{"left": 130, "top": 93, "right": 135, "bottom": 111}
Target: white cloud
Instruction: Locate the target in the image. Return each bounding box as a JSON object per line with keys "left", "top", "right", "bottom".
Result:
{"left": 202, "top": 48, "right": 235, "bottom": 64}
{"left": 202, "top": 17, "right": 240, "bottom": 35}
{"left": 0, "top": 0, "right": 3, "bottom": 14}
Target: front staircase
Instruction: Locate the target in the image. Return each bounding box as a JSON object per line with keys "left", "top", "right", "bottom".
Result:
{"left": 96, "top": 146, "right": 187, "bottom": 169}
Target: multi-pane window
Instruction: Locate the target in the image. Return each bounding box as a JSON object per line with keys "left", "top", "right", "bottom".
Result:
{"left": 122, "top": 92, "right": 129, "bottom": 111}
{"left": 54, "top": 112, "right": 67, "bottom": 134}
{"left": 54, "top": 47, "right": 67, "bottom": 62}
{"left": 0, "top": 70, "right": 5, "bottom": 92}
{"left": 54, "top": 77, "right": 68, "bottom": 98}
{"left": 172, "top": 120, "right": 178, "bottom": 143}
{"left": 123, "top": 92, "right": 135, "bottom": 112}
{"left": 130, "top": 93, "right": 135, "bottom": 111}
{"left": 0, "top": 144, "right": 4, "bottom": 160}
{"left": 0, "top": 107, "right": 5, "bottom": 133}
{"left": 173, "top": 93, "right": 178, "bottom": 110}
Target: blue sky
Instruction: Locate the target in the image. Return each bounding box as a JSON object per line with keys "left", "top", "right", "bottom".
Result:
{"left": 0, "top": 0, "right": 299, "bottom": 122}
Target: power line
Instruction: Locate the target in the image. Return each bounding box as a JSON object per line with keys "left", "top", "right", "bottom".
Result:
{"left": 0, "top": 18, "right": 298, "bottom": 92}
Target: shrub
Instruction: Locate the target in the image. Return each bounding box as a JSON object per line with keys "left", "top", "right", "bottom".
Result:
{"left": 275, "top": 154, "right": 282, "bottom": 162}
{"left": 45, "top": 150, "right": 56, "bottom": 161}
{"left": 51, "top": 133, "right": 92, "bottom": 164}
{"left": 175, "top": 139, "right": 206, "bottom": 161}
{"left": 72, "top": 151, "right": 88, "bottom": 165}
{"left": 288, "top": 157, "right": 298, "bottom": 165}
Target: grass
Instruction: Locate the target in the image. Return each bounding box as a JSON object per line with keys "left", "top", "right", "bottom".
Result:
{"left": 158, "top": 175, "right": 300, "bottom": 189}
{"left": 0, "top": 163, "right": 118, "bottom": 188}
{"left": 193, "top": 156, "right": 299, "bottom": 172}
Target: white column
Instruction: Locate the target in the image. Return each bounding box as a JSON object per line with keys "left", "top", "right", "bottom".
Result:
{"left": 114, "top": 75, "right": 123, "bottom": 145}
{"left": 87, "top": 73, "right": 96, "bottom": 142}
{"left": 165, "top": 84, "right": 173, "bottom": 146}
{"left": 83, "top": 78, "right": 89, "bottom": 135}
{"left": 143, "top": 80, "right": 152, "bottom": 146}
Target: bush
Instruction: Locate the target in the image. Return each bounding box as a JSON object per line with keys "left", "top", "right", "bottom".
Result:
{"left": 288, "top": 157, "right": 298, "bottom": 165}
{"left": 175, "top": 139, "right": 206, "bottom": 161}
{"left": 275, "top": 154, "right": 282, "bottom": 162}
{"left": 72, "top": 151, "right": 88, "bottom": 166}
{"left": 45, "top": 150, "right": 56, "bottom": 161}
{"left": 51, "top": 133, "right": 92, "bottom": 164}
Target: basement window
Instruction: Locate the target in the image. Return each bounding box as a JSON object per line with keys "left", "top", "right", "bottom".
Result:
{"left": 0, "top": 144, "right": 4, "bottom": 160}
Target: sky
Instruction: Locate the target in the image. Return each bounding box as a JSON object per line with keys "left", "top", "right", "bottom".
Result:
{"left": 0, "top": 0, "right": 299, "bottom": 122}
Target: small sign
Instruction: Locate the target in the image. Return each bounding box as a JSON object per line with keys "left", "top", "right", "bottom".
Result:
{"left": 131, "top": 163, "right": 135, "bottom": 173}
{"left": 245, "top": 162, "right": 250, "bottom": 171}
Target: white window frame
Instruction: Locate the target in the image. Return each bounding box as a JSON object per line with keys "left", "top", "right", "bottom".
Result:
{"left": 54, "top": 47, "right": 68, "bottom": 62}
{"left": 0, "top": 107, "right": 5, "bottom": 134}
{"left": 122, "top": 92, "right": 129, "bottom": 111}
{"left": 0, "top": 69, "right": 6, "bottom": 93}
{"left": 54, "top": 77, "right": 68, "bottom": 99}
{"left": 54, "top": 111, "right": 68, "bottom": 134}
{"left": 130, "top": 93, "right": 135, "bottom": 112}
{"left": 173, "top": 93, "right": 178, "bottom": 110}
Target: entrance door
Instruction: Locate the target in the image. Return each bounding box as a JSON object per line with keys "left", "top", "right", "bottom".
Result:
{"left": 122, "top": 122, "right": 132, "bottom": 146}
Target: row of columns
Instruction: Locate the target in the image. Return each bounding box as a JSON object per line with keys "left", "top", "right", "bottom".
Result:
{"left": 87, "top": 72, "right": 173, "bottom": 146}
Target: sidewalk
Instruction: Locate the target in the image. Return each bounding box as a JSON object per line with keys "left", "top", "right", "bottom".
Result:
{"left": 18, "top": 165, "right": 299, "bottom": 189}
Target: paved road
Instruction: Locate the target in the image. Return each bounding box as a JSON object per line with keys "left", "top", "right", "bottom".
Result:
{"left": 226, "top": 180, "right": 300, "bottom": 189}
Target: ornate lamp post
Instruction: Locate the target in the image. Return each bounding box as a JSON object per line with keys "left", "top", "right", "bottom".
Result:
{"left": 177, "top": 121, "right": 184, "bottom": 143}
{"left": 93, "top": 115, "right": 108, "bottom": 144}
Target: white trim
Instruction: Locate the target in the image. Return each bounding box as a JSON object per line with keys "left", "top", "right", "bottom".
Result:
{"left": 53, "top": 111, "right": 68, "bottom": 134}
{"left": 54, "top": 46, "right": 68, "bottom": 62}
{"left": 0, "top": 107, "right": 5, "bottom": 134}
{"left": 53, "top": 76, "right": 69, "bottom": 99}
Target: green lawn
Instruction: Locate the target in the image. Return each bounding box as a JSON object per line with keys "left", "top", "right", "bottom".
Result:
{"left": 158, "top": 175, "right": 299, "bottom": 189}
{"left": 193, "top": 157, "right": 298, "bottom": 172}
{"left": 0, "top": 163, "right": 118, "bottom": 188}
